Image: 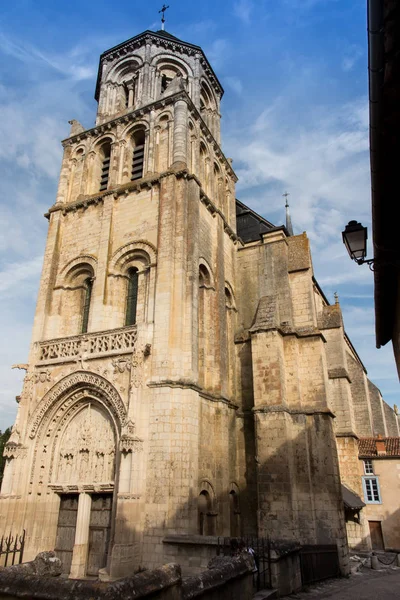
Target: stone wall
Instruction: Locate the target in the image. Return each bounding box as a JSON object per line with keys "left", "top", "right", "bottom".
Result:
{"left": 0, "top": 554, "right": 254, "bottom": 600}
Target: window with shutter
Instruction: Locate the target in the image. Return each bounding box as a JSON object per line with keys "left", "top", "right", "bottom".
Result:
{"left": 125, "top": 268, "right": 139, "bottom": 326}
{"left": 131, "top": 131, "right": 145, "bottom": 181}
{"left": 99, "top": 143, "right": 111, "bottom": 191}
{"left": 81, "top": 277, "right": 93, "bottom": 334}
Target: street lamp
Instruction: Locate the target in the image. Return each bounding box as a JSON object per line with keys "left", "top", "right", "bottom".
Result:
{"left": 342, "top": 220, "right": 371, "bottom": 266}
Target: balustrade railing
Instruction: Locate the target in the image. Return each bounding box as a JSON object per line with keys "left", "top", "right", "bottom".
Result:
{"left": 38, "top": 325, "right": 137, "bottom": 364}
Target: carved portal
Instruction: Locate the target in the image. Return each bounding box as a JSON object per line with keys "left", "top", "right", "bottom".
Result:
{"left": 56, "top": 403, "right": 115, "bottom": 484}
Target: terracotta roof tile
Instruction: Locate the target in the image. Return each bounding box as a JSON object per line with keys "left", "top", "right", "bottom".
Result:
{"left": 358, "top": 437, "right": 400, "bottom": 457}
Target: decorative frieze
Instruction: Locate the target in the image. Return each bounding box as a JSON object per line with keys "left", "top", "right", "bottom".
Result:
{"left": 3, "top": 443, "right": 27, "bottom": 460}
{"left": 38, "top": 325, "right": 137, "bottom": 364}
{"left": 29, "top": 371, "right": 127, "bottom": 439}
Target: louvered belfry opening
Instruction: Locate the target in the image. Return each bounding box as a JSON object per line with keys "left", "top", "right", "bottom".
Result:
{"left": 100, "top": 143, "right": 111, "bottom": 191}
{"left": 131, "top": 130, "right": 145, "bottom": 181}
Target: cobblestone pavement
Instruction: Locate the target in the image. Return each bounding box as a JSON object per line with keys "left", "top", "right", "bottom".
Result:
{"left": 289, "top": 567, "right": 400, "bottom": 599}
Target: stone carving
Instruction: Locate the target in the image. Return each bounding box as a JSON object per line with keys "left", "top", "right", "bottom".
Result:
{"left": 119, "top": 419, "right": 143, "bottom": 453}
{"left": 112, "top": 357, "right": 131, "bottom": 374}
{"left": 56, "top": 404, "right": 115, "bottom": 484}
{"left": 34, "top": 370, "right": 52, "bottom": 384}
{"left": 119, "top": 437, "right": 143, "bottom": 453}
{"left": 3, "top": 442, "right": 27, "bottom": 459}
{"left": 29, "top": 371, "right": 126, "bottom": 439}
{"left": 38, "top": 325, "right": 137, "bottom": 363}
{"left": 130, "top": 351, "right": 144, "bottom": 389}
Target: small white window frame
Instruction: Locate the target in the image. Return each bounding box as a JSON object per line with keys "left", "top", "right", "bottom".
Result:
{"left": 364, "top": 459, "right": 374, "bottom": 474}
{"left": 362, "top": 476, "right": 382, "bottom": 504}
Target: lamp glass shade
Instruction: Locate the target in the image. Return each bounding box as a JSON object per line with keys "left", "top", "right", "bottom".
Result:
{"left": 342, "top": 221, "right": 368, "bottom": 261}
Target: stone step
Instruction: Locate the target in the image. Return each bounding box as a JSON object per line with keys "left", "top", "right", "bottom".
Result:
{"left": 253, "top": 589, "right": 278, "bottom": 600}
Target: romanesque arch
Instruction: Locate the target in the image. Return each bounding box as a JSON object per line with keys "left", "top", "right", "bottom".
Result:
{"left": 28, "top": 372, "right": 126, "bottom": 490}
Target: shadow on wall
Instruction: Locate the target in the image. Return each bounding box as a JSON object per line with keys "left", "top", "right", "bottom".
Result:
{"left": 350, "top": 506, "right": 400, "bottom": 554}
{"left": 1, "top": 410, "right": 348, "bottom": 587}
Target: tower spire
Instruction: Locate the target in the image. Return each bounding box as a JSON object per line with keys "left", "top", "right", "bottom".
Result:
{"left": 283, "top": 191, "right": 293, "bottom": 236}
{"left": 159, "top": 4, "right": 170, "bottom": 31}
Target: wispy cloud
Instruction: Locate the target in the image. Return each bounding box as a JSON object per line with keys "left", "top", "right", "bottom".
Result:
{"left": 0, "top": 257, "right": 43, "bottom": 295}
{"left": 233, "top": 0, "right": 254, "bottom": 24}
{"left": 224, "top": 76, "right": 243, "bottom": 95}
{"left": 342, "top": 44, "right": 364, "bottom": 72}
{"left": 0, "top": 31, "right": 96, "bottom": 81}
{"left": 205, "top": 39, "right": 231, "bottom": 70}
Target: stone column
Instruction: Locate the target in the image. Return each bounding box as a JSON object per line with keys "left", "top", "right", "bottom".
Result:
{"left": 127, "top": 84, "right": 134, "bottom": 108}
{"left": 119, "top": 452, "right": 132, "bottom": 493}
{"left": 142, "top": 42, "right": 151, "bottom": 104}
{"left": 55, "top": 145, "right": 73, "bottom": 205}
{"left": 172, "top": 99, "right": 188, "bottom": 168}
{"left": 146, "top": 109, "right": 155, "bottom": 174}
{"left": 70, "top": 492, "right": 91, "bottom": 578}
{"left": 193, "top": 54, "right": 200, "bottom": 109}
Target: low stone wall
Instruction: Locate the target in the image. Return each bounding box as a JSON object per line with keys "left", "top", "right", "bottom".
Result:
{"left": 163, "top": 535, "right": 219, "bottom": 575}
{"left": 182, "top": 555, "right": 254, "bottom": 599}
{"left": 270, "top": 549, "right": 302, "bottom": 597}
{"left": 0, "top": 554, "right": 181, "bottom": 600}
{"left": 0, "top": 553, "right": 254, "bottom": 600}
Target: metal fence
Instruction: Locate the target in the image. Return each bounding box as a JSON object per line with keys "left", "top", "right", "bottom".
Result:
{"left": 299, "top": 544, "right": 340, "bottom": 586}
{"left": 217, "top": 536, "right": 273, "bottom": 590}
{"left": 217, "top": 537, "right": 340, "bottom": 591}
{"left": 0, "top": 530, "right": 26, "bottom": 567}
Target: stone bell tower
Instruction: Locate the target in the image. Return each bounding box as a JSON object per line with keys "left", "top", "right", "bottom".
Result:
{"left": 0, "top": 28, "right": 240, "bottom": 579}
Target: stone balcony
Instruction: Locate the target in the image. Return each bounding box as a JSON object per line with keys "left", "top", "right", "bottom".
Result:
{"left": 37, "top": 325, "right": 138, "bottom": 365}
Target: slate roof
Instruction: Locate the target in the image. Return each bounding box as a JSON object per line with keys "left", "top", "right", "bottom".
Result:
{"left": 341, "top": 484, "right": 365, "bottom": 510}
{"left": 358, "top": 437, "right": 400, "bottom": 458}
{"left": 236, "top": 199, "right": 276, "bottom": 243}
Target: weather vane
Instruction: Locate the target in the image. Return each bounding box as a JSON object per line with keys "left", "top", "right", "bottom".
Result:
{"left": 159, "top": 4, "right": 170, "bottom": 31}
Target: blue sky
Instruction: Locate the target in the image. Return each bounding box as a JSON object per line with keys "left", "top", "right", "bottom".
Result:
{"left": 0, "top": 0, "right": 398, "bottom": 431}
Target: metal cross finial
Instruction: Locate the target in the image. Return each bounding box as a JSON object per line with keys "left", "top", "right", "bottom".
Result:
{"left": 159, "top": 4, "right": 170, "bottom": 30}
{"left": 283, "top": 191, "right": 290, "bottom": 207}
{"left": 334, "top": 291, "right": 339, "bottom": 305}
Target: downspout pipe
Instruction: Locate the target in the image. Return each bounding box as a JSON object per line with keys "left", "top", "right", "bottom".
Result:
{"left": 368, "top": 0, "right": 384, "bottom": 187}
{"left": 367, "top": 0, "right": 386, "bottom": 348}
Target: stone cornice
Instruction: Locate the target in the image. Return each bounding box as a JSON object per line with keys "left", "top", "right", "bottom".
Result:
{"left": 61, "top": 91, "right": 237, "bottom": 183}
{"left": 328, "top": 367, "right": 352, "bottom": 383}
{"left": 336, "top": 432, "right": 359, "bottom": 439}
{"left": 147, "top": 379, "right": 238, "bottom": 409}
{"left": 249, "top": 324, "right": 326, "bottom": 343}
{"left": 46, "top": 170, "right": 240, "bottom": 243}
{"left": 253, "top": 405, "right": 335, "bottom": 418}
{"left": 95, "top": 30, "right": 224, "bottom": 100}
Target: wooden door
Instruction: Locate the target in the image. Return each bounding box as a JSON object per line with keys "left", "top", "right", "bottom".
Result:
{"left": 54, "top": 495, "right": 78, "bottom": 575}
{"left": 86, "top": 494, "right": 112, "bottom": 576}
{"left": 369, "top": 520, "right": 384, "bottom": 550}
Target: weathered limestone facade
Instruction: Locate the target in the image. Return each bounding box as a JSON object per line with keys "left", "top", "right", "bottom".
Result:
{"left": 2, "top": 27, "right": 396, "bottom": 579}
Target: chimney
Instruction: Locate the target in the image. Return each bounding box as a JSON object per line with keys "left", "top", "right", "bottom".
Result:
{"left": 376, "top": 438, "right": 386, "bottom": 456}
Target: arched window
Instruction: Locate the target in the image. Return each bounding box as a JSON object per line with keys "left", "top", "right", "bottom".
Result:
{"left": 229, "top": 490, "right": 241, "bottom": 537}
{"left": 131, "top": 130, "right": 145, "bottom": 181}
{"left": 99, "top": 142, "right": 111, "bottom": 191}
{"left": 81, "top": 277, "right": 93, "bottom": 334}
{"left": 161, "top": 74, "right": 172, "bottom": 93}
{"left": 125, "top": 268, "right": 139, "bottom": 326}
{"left": 198, "top": 490, "right": 214, "bottom": 535}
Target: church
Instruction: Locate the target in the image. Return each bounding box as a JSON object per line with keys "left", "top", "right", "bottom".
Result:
{"left": 1, "top": 25, "right": 398, "bottom": 580}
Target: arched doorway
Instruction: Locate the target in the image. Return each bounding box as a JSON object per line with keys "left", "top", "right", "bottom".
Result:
{"left": 53, "top": 402, "right": 116, "bottom": 577}
{"left": 29, "top": 372, "right": 125, "bottom": 578}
